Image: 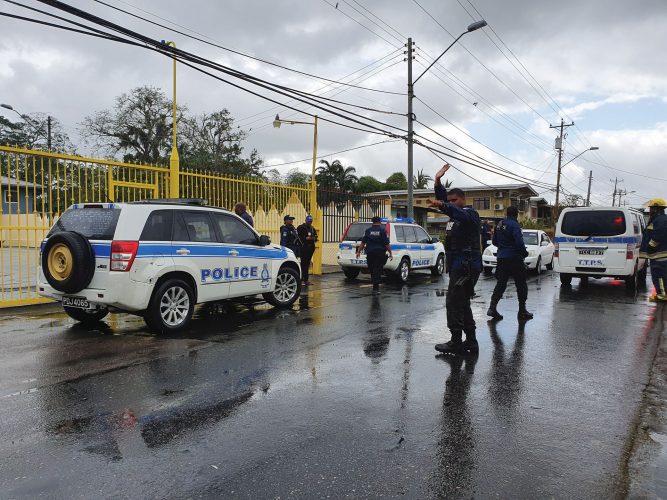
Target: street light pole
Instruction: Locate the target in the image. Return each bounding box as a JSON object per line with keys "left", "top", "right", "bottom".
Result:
{"left": 406, "top": 19, "right": 486, "bottom": 220}
{"left": 164, "top": 41, "right": 179, "bottom": 198}
{"left": 273, "top": 114, "right": 321, "bottom": 275}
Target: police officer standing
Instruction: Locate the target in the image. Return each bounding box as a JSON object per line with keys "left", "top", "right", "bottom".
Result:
{"left": 297, "top": 215, "right": 318, "bottom": 286}
{"left": 640, "top": 199, "right": 667, "bottom": 301}
{"left": 427, "top": 163, "right": 482, "bottom": 355}
{"left": 356, "top": 216, "right": 393, "bottom": 293}
{"left": 487, "top": 206, "right": 533, "bottom": 321}
{"left": 280, "top": 215, "right": 301, "bottom": 256}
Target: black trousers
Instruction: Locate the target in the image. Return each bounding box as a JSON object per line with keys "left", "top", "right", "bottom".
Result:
{"left": 300, "top": 244, "right": 315, "bottom": 281}
{"left": 367, "top": 252, "right": 387, "bottom": 285}
{"left": 446, "top": 266, "right": 479, "bottom": 334}
{"left": 491, "top": 256, "right": 528, "bottom": 304}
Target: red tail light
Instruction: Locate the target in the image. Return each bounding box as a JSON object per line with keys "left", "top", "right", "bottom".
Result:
{"left": 554, "top": 243, "right": 559, "bottom": 258}
{"left": 386, "top": 222, "right": 391, "bottom": 237}
{"left": 111, "top": 241, "right": 139, "bottom": 272}
{"left": 626, "top": 244, "right": 634, "bottom": 260}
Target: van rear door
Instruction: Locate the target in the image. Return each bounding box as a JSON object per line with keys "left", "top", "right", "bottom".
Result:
{"left": 558, "top": 209, "right": 628, "bottom": 271}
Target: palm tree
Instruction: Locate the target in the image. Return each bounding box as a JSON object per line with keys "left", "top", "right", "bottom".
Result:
{"left": 413, "top": 169, "right": 433, "bottom": 189}
{"left": 316, "top": 159, "right": 358, "bottom": 192}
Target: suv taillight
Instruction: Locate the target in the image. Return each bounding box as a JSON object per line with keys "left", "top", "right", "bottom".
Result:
{"left": 554, "top": 243, "right": 559, "bottom": 258}
{"left": 111, "top": 241, "right": 139, "bottom": 271}
{"left": 626, "top": 244, "right": 634, "bottom": 260}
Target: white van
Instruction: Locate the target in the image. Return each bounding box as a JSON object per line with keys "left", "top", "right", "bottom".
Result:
{"left": 554, "top": 206, "right": 647, "bottom": 289}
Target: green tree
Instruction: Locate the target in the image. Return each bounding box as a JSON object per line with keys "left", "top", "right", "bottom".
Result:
{"left": 0, "top": 114, "right": 73, "bottom": 152}
{"left": 355, "top": 175, "right": 384, "bottom": 193}
{"left": 316, "top": 159, "right": 358, "bottom": 191}
{"left": 180, "top": 109, "right": 262, "bottom": 176}
{"left": 80, "top": 86, "right": 182, "bottom": 164}
{"left": 284, "top": 168, "right": 309, "bottom": 185}
{"left": 384, "top": 171, "right": 408, "bottom": 190}
{"left": 413, "top": 169, "right": 433, "bottom": 189}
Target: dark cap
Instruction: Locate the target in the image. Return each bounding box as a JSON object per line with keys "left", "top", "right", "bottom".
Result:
{"left": 371, "top": 216, "right": 382, "bottom": 223}
{"left": 284, "top": 215, "right": 295, "bottom": 221}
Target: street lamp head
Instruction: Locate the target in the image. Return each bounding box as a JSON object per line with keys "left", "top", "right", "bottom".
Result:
{"left": 589, "top": 146, "right": 599, "bottom": 151}
{"left": 0, "top": 103, "right": 13, "bottom": 110}
{"left": 467, "top": 20, "right": 487, "bottom": 32}
{"left": 273, "top": 114, "right": 282, "bottom": 128}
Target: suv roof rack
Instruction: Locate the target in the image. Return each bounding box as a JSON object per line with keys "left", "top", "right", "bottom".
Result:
{"left": 130, "top": 198, "right": 210, "bottom": 206}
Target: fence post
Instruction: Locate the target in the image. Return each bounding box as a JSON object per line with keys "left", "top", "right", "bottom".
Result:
{"left": 312, "top": 182, "right": 322, "bottom": 275}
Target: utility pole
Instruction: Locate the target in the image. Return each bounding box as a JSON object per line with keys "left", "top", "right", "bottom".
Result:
{"left": 585, "top": 171, "right": 593, "bottom": 206}
{"left": 406, "top": 38, "right": 415, "bottom": 219}
{"left": 47, "top": 115, "right": 52, "bottom": 152}
{"left": 549, "top": 118, "right": 574, "bottom": 211}
{"left": 610, "top": 177, "right": 622, "bottom": 206}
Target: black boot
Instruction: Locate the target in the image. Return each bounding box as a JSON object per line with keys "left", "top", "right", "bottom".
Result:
{"left": 487, "top": 301, "right": 503, "bottom": 320}
{"left": 462, "top": 331, "right": 479, "bottom": 354}
{"left": 435, "top": 331, "right": 463, "bottom": 355}
{"left": 518, "top": 302, "right": 533, "bottom": 320}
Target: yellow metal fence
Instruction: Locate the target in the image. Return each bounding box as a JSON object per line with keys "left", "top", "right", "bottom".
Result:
{"left": 0, "top": 146, "right": 317, "bottom": 308}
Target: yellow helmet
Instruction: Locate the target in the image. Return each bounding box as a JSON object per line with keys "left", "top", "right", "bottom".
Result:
{"left": 645, "top": 198, "right": 667, "bottom": 208}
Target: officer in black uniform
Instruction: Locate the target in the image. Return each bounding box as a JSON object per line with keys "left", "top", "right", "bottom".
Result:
{"left": 280, "top": 215, "right": 301, "bottom": 256}
{"left": 297, "top": 215, "right": 318, "bottom": 286}
{"left": 487, "top": 206, "right": 533, "bottom": 321}
{"left": 428, "top": 163, "right": 482, "bottom": 355}
{"left": 356, "top": 216, "right": 393, "bottom": 293}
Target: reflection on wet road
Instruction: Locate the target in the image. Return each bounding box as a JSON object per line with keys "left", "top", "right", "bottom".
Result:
{"left": 0, "top": 271, "right": 664, "bottom": 498}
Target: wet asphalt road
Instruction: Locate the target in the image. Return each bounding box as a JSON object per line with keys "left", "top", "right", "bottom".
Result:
{"left": 0, "top": 270, "right": 664, "bottom": 499}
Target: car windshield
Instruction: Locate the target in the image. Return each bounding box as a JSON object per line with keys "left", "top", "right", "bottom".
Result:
{"left": 522, "top": 232, "right": 538, "bottom": 245}
{"left": 561, "top": 210, "right": 626, "bottom": 237}
{"left": 48, "top": 208, "right": 121, "bottom": 240}
{"left": 343, "top": 222, "right": 372, "bottom": 242}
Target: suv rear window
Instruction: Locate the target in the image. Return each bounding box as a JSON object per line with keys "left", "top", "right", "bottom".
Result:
{"left": 343, "top": 222, "right": 371, "bottom": 241}
{"left": 48, "top": 208, "right": 120, "bottom": 240}
{"left": 561, "top": 210, "right": 627, "bottom": 237}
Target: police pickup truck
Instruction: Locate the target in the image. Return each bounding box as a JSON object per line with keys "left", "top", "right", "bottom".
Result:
{"left": 337, "top": 218, "right": 445, "bottom": 282}
{"left": 38, "top": 199, "right": 301, "bottom": 333}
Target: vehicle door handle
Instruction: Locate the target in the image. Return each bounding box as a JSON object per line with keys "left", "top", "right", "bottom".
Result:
{"left": 176, "top": 248, "right": 190, "bottom": 255}
{"left": 228, "top": 250, "right": 239, "bottom": 256}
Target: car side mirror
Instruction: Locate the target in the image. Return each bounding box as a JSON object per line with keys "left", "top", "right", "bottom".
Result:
{"left": 541, "top": 240, "right": 549, "bottom": 246}
{"left": 258, "top": 235, "right": 271, "bottom": 246}
{"left": 486, "top": 240, "right": 492, "bottom": 245}
{"left": 430, "top": 237, "right": 439, "bottom": 243}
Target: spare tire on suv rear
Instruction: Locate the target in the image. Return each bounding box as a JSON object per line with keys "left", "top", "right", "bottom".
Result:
{"left": 42, "top": 231, "right": 95, "bottom": 294}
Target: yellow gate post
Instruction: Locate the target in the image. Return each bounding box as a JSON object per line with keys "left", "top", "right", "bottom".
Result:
{"left": 166, "top": 41, "right": 180, "bottom": 199}
{"left": 310, "top": 116, "right": 322, "bottom": 275}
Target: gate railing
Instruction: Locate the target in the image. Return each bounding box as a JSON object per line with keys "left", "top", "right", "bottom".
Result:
{"left": 0, "top": 146, "right": 318, "bottom": 308}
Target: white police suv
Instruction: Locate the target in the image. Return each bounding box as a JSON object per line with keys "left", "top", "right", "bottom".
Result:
{"left": 38, "top": 199, "right": 301, "bottom": 333}
{"left": 337, "top": 218, "right": 445, "bottom": 282}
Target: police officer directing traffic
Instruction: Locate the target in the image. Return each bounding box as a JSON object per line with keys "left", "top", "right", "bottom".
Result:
{"left": 640, "top": 198, "right": 667, "bottom": 302}
{"left": 280, "top": 215, "right": 301, "bottom": 256}
{"left": 356, "top": 216, "right": 393, "bottom": 293}
{"left": 427, "top": 163, "right": 482, "bottom": 355}
{"left": 487, "top": 206, "right": 533, "bottom": 321}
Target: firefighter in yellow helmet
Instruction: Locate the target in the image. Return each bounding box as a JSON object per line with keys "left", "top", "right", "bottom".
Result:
{"left": 640, "top": 198, "right": 667, "bottom": 301}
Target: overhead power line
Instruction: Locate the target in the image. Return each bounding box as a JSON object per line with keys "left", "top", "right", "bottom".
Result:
{"left": 262, "top": 139, "right": 401, "bottom": 169}
{"left": 89, "top": 0, "right": 405, "bottom": 96}
{"left": 10, "top": 0, "right": 563, "bottom": 191}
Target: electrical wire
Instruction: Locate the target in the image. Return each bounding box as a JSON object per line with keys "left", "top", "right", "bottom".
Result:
{"left": 262, "top": 139, "right": 401, "bottom": 169}
{"left": 89, "top": 0, "right": 405, "bottom": 96}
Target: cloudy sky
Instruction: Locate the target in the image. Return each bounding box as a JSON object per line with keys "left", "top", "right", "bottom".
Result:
{"left": 1, "top": 0, "right": 666, "bottom": 205}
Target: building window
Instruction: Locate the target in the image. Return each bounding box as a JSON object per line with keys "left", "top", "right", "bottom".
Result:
{"left": 473, "top": 197, "right": 490, "bottom": 210}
